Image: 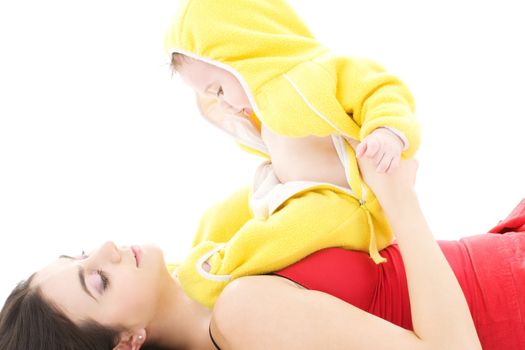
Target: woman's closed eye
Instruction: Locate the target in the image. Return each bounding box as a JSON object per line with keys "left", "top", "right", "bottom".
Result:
{"left": 77, "top": 251, "right": 110, "bottom": 293}
{"left": 81, "top": 267, "right": 111, "bottom": 295}
{"left": 59, "top": 251, "right": 110, "bottom": 294}
{"left": 85, "top": 269, "right": 111, "bottom": 295}
{"left": 95, "top": 270, "right": 110, "bottom": 293}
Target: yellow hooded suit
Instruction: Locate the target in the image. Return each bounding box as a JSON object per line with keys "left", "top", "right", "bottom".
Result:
{"left": 165, "top": 0, "right": 420, "bottom": 308}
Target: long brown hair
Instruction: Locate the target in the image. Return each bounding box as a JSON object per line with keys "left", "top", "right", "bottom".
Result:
{"left": 0, "top": 274, "right": 121, "bottom": 349}
{"left": 1, "top": 274, "right": 176, "bottom": 349}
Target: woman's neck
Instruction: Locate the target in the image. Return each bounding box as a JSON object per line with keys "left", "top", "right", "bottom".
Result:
{"left": 147, "top": 277, "right": 216, "bottom": 350}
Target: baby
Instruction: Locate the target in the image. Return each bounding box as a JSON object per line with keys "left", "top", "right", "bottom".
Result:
{"left": 165, "top": 0, "right": 419, "bottom": 308}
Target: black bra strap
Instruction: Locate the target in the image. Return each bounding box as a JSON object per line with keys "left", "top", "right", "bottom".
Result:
{"left": 209, "top": 323, "right": 222, "bottom": 350}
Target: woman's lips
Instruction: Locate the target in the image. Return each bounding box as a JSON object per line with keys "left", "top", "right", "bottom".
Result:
{"left": 131, "top": 246, "right": 142, "bottom": 267}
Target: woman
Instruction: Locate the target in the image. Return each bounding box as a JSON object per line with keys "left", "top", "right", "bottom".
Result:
{"left": 1, "top": 155, "right": 522, "bottom": 349}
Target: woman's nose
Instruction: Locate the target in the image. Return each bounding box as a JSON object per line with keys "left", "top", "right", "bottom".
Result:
{"left": 98, "top": 241, "right": 122, "bottom": 264}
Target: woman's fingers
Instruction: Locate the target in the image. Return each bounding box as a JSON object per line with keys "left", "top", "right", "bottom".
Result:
{"left": 376, "top": 153, "right": 393, "bottom": 173}
{"left": 405, "top": 158, "right": 418, "bottom": 185}
{"left": 385, "top": 156, "right": 400, "bottom": 174}
{"left": 357, "top": 153, "right": 419, "bottom": 198}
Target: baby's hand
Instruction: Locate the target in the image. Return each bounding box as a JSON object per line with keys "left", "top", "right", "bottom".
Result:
{"left": 355, "top": 128, "right": 404, "bottom": 174}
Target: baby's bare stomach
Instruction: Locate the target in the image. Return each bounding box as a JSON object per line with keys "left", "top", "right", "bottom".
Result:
{"left": 261, "top": 125, "right": 350, "bottom": 188}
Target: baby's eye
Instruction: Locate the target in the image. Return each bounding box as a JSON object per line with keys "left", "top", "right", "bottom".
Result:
{"left": 216, "top": 86, "right": 224, "bottom": 97}
{"left": 79, "top": 250, "right": 89, "bottom": 259}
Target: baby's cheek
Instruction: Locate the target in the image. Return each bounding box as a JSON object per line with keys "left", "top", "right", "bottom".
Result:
{"left": 226, "top": 82, "right": 251, "bottom": 106}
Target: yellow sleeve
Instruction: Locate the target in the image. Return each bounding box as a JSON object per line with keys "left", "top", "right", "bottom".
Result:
{"left": 335, "top": 56, "right": 420, "bottom": 159}
{"left": 176, "top": 188, "right": 393, "bottom": 308}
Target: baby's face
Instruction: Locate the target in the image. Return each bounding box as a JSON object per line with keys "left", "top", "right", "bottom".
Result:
{"left": 177, "top": 58, "right": 253, "bottom": 117}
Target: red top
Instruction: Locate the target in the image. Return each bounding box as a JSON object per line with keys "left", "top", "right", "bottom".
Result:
{"left": 275, "top": 199, "right": 525, "bottom": 349}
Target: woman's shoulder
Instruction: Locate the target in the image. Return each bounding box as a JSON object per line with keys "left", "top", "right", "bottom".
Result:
{"left": 210, "top": 275, "right": 305, "bottom": 349}
{"left": 215, "top": 275, "right": 305, "bottom": 310}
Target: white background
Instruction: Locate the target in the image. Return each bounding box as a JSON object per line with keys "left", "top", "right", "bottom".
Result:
{"left": 1, "top": 0, "right": 523, "bottom": 303}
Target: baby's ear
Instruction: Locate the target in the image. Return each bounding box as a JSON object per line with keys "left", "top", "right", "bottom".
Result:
{"left": 112, "top": 329, "right": 146, "bottom": 350}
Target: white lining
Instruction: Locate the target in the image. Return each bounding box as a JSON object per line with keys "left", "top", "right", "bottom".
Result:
{"left": 331, "top": 135, "right": 351, "bottom": 187}
{"left": 283, "top": 72, "right": 409, "bottom": 153}
{"left": 250, "top": 161, "right": 356, "bottom": 219}
{"left": 379, "top": 126, "right": 409, "bottom": 150}
{"left": 283, "top": 73, "right": 346, "bottom": 135}
{"left": 196, "top": 244, "right": 232, "bottom": 282}
{"left": 333, "top": 134, "right": 368, "bottom": 203}
{"left": 360, "top": 185, "right": 367, "bottom": 204}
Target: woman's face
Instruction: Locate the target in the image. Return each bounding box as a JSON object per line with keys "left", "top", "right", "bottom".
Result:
{"left": 33, "top": 241, "right": 171, "bottom": 330}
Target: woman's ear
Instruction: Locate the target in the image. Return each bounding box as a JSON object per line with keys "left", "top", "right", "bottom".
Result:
{"left": 113, "top": 328, "right": 146, "bottom": 350}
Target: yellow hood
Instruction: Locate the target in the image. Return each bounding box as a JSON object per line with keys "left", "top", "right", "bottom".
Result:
{"left": 165, "top": 0, "right": 419, "bottom": 157}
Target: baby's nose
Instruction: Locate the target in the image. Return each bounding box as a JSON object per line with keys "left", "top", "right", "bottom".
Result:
{"left": 220, "top": 100, "right": 237, "bottom": 113}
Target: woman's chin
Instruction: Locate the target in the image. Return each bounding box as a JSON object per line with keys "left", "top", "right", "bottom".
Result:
{"left": 137, "top": 244, "right": 166, "bottom": 270}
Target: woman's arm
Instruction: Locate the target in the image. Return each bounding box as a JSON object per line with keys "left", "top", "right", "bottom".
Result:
{"left": 379, "top": 182, "right": 479, "bottom": 347}
{"left": 211, "top": 275, "right": 429, "bottom": 350}
{"left": 358, "top": 157, "right": 480, "bottom": 348}
{"left": 211, "top": 158, "right": 481, "bottom": 350}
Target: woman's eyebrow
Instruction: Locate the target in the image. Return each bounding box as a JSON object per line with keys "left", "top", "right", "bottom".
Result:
{"left": 59, "top": 255, "right": 97, "bottom": 301}
{"left": 77, "top": 265, "right": 97, "bottom": 301}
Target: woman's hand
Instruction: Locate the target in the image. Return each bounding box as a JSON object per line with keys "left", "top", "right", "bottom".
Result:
{"left": 361, "top": 155, "right": 417, "bottom": 196}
